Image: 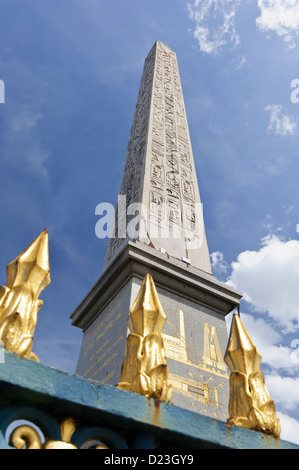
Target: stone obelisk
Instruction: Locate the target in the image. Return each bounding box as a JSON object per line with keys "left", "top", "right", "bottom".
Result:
{"left": 71, "top": 41, "right": 242, "bottom": 421}
{"left": 103, "top": 41, "right": 211, "bottom": 274}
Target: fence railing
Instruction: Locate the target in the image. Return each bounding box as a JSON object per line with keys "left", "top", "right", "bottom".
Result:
{"left": 0, "top": 350, "right": 297, "bottom": 450}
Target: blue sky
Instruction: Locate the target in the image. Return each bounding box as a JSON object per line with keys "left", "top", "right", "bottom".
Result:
{"left": 1, "top": 0, "right": 299, "bottom": 444}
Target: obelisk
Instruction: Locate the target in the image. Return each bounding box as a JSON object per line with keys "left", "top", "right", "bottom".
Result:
{"left": 71, "top": 41, "right": 242, "bottom": 421}
{"left": 103, "top": 41, "right": 211, "bottom": 274}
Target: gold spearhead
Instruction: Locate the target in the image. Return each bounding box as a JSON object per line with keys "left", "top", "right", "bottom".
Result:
{"left": 6, "top": 228, "right": 50, "bottom": 296}
{"left": 128, "top": 273, "right": 167, "bottom": 337}
{"left": 117, "top": 274, "right": 172, "bottom": 402}
{"left": 225, "top": 314, "right": 281, "bottom": 438}
{"left": 225, "top": 312, "right": 262, "bottom": 376}
{"left": 0, "top": 229, "right": 51, "bottom": 361}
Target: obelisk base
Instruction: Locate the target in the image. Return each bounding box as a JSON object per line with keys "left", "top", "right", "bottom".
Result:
{"left": 71, "top": 241, "right": 241, "bottom": 421}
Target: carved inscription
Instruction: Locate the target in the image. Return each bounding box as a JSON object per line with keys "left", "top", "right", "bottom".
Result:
{"left": 82, "top": 303, "right": 124, "bottom": 380}
{"left": 148, "top": 42, "right": 198, "bottom": 238}
{"left": 104, "top": 41, "right": 202, "bottom": 267}
{"left": 105, "top": 47, "right": 156, "bottom": 263}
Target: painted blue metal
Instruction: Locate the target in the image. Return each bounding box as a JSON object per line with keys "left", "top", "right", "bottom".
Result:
{"left": 0, "top": 405, "right": 61, "bottom": 449}
{"left": 0, "top": 350, "right": 297, "bottom": 449}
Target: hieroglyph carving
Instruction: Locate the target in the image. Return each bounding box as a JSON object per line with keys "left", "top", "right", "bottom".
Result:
{"left": 104, "top": 41, "right": 209, "bottom": 271}
{"left": 104, "top": 47, "right": 156, "bottom": 265}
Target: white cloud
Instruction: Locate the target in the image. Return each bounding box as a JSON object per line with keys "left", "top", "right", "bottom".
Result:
{"left": 256, "top": 0, "right": 299, "bottom": 49}
{"left": 265, "top": 104, "right": 296, "bottom": 136}
{"left": 266, "top": 374, "right": 299, "bottom": 411}
{"left": 187, "top": 1, "right": 299, "bottom": 56}
{"left": 187, "top": 0, "right": 241, "bottom": 55}
{"left": 296, "top": 223, "right": 299, "bottom": 233}
{"left": 210, "top": 251, "right": 229, "bottom": 272}
{"left": 227, "top": 234, "right": 299, "bottom": 331}
{"left": 277, "top": 411, "right": 299, "bottom": 444}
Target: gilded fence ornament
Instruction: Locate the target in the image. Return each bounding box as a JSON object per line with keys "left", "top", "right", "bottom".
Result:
{"left": 0, "top": 229, "right": 50, "bottom": 361}
{"left": 117, "top": 273, "right": 172, "bottom": 402}
{"left": 224, "top": 314, "right": 281, "bottom": 438}
{"left": 11, "top": 417, "right": 77, "bottom": 449}
{"left": 10, "top": 416, "right": 110, "bottom": 449}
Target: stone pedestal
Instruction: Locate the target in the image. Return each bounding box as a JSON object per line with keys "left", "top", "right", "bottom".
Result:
{"left": 71, "top": 241, "right": 241, "bottom": 421}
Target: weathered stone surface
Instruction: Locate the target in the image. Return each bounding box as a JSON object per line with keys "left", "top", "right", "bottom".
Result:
{"left": 103, "top": 41, "right": 211, "bottom": 274}
{"left": 72, "top": 242, "right": 242, "bottom": 421}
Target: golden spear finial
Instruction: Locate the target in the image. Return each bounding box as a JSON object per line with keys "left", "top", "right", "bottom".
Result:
{"left": 224, "top": 314, "right": 281, "bottom": 438}
{"left": 0, "top": 229, "right": 50, "bottom": 361}
{"left": 117, "top": 274, "right": 172, "bottom": 402}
